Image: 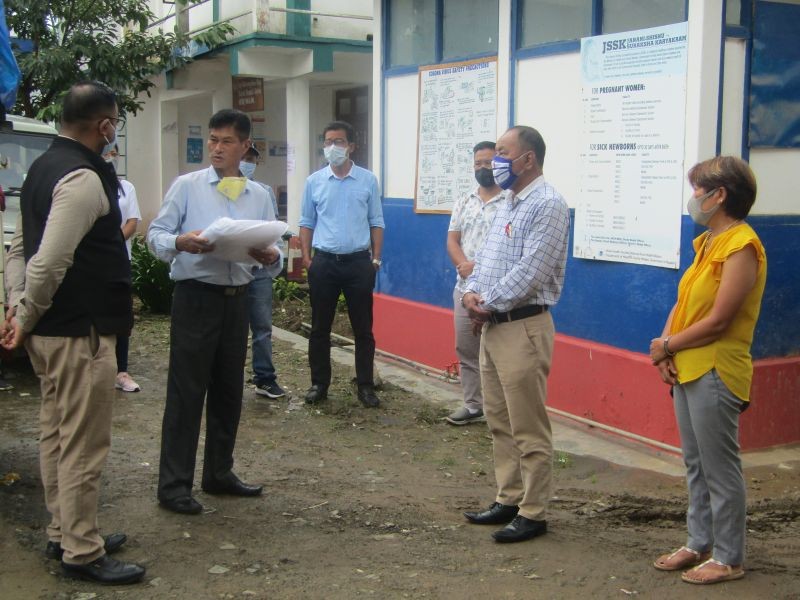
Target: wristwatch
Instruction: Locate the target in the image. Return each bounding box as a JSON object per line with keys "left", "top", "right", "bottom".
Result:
{"left": 372, "top": 258, "right": 382, "bottom": 268}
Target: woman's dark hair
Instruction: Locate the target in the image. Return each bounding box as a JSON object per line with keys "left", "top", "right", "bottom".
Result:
{"left": 688, "top": 156, "right": 757, "bottom": 219}
{"left": 208, "top": 109, "right": 251, "bottom": 140}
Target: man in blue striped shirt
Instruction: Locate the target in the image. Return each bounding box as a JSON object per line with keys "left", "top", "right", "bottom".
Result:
{"left": 461, "top": 126, "right": 570, "bottom": 544}
{"left": 299, "top": 121, "right": 385, "bottom": 408}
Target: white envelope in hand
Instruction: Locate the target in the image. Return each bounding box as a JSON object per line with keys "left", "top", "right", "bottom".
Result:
{"left": 200, "top": 217, "right": 288, "bottom": 265}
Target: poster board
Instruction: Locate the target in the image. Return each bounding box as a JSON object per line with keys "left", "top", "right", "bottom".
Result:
{"left": 232, "top": 77, "right": 264, "bottom": 112}
{"left": 573, "top": 22, "right": 688, "bottom": 269}
{"left": 414, "top": 57, "right": 497, "bottom": 214}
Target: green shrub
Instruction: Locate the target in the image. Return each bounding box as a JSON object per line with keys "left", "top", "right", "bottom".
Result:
{"left": 272, "top": 276, "right": 303, "bottom": 301}
{"left": 131, "top": 234, "right": 174, "bottom": 314}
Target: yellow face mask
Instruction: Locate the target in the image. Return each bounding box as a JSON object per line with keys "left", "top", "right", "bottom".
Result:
{"left": 216, "top": 177, "right": 247, "bottom": 201}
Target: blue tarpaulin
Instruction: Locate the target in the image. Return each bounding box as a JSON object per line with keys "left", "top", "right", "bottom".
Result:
{"left": 0, "top": 0, "right": 21, "bottom": 110}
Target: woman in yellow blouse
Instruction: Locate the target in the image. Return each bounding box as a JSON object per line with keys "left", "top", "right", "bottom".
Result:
{"left": 649, "top": 156, "right": 766, "bottom": 585}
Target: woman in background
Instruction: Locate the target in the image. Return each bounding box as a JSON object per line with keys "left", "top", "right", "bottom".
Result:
{"left": 104, "top": 144, "right": 141, "bottom": 393}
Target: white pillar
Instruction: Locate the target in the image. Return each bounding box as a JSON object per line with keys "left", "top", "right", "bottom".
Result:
{"left": 286, "top": 77, "right": 310, "bottom": 232}
{"left": 160, "top": 100, "right": 180, "bottom": 197}
{"left": 497, "top": 0, "right": 512, "bottom": 130}
{"left": 211, "top": 84, "right": 233, "bottom": 114}
{"left": 684, "top": 0, "right": 724, "bottom": 170}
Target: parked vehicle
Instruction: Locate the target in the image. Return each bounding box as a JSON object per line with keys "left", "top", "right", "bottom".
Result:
{"left": 0, "top": 115, "right": 58, "bottom": 308}
{"left": 0, "top": 114, "right": 58, "bottom": 248}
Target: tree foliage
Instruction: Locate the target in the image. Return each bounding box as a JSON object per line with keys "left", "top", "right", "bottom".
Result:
{"left": 5, "top": 0, "right": 234, "bottom": 121}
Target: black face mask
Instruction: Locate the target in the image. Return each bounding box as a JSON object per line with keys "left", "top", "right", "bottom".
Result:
{"left": 475, "top": 167, "right": 495, "bottom": 188}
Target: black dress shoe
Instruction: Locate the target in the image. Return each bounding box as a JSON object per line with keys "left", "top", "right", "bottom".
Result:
{"left": 492, "top": 515, "right": 547, "bottom": 543}
{"left": 464, "top": 502, "right": 519, "bottom": 525}
{"left": 45, "top": 532, "right": 128, "bottom": 560}
{"left": 159, "top": 495, "right": 203, "bottom": 515}
{"left": 202, "top": 473, "right": 263, "bottom": 497}
{"left": 357, "top": 385, "right": 380, "bottom": 408}
{"left": 305, "top": 384, "right": 328, "bottom": 404}
{"left": 62, "top": 554, "right": 146, "bottom": 585}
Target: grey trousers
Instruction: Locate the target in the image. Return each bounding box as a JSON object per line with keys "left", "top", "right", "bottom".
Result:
{"left": 453, "top": 288, "right": 483, "bottom": 411}
{"left": 673, "top": 369, "right": 746, "bottom": 565}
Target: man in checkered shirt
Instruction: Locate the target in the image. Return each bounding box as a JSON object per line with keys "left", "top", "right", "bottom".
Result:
{"left": 461, "top": 125, "right": 570, "bottom": 544}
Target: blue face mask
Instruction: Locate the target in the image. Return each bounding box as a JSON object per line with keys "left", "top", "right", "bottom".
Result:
{"left": 239, "top": 160, "right": 256, "bottom": 180}
{"left": 100, "top": 134, "right": 116, "bottom": 157}
{"left": 492, "top": 152, "right": 530, "bottom": 190}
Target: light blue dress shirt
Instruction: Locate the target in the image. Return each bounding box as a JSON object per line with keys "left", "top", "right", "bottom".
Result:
{"left": 148, "top": 166, "right": 283, "bottom": 286}
{"left": 299, "top": 162, "right": 384, "bottom": 254}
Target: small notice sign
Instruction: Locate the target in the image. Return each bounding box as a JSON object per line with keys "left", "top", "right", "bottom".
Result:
{"left": 232, "top": 77, "right": 264, "bottom": 112}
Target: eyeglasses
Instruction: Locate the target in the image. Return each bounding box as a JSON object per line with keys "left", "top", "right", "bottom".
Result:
{"left": 100, "top": 116, "right": 126, "bottom": 132}
{"left": 323, "top": 138, "right": 348, "bottom": 148}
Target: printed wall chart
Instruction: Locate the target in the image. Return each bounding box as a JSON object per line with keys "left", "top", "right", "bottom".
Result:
{"left": 415, "top": 58, "right": 497, "bottom": 214}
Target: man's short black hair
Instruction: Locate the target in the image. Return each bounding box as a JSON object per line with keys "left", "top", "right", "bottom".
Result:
{"left": 473, "top": 141, "right": 496, "bottom": 154}
{"left": 511, "top": 126, "right": 546, "bottom": 168}
{"left": 323, "top": 120, "right": 355, "bottom": 143}
{"left": 209, "top": 109, "right": 251, "bottom": 140}
{"left": 61, "top": 81, "right": 117, "bottom": 126}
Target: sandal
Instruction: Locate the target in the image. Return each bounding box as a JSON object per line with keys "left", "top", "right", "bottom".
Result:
{"left": 653, "top": 546, "right": 711, "bottom": 571}
{"left": 681, "top": 558, "right": 745, "bottom": 584}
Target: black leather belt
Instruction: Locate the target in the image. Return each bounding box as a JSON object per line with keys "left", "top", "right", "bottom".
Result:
{"left": 179, "top": 279, "right": 249, "bottom": 297}
{"left": 314, "top": 249, "right": 370, "bottom": 262}
{"left": 489, "top": 304, "right": 548, "bottom": 324}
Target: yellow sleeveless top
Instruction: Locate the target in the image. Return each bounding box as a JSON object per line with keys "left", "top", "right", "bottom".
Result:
{"left": 670, "top": 223, "right": 767, "bottom": 402}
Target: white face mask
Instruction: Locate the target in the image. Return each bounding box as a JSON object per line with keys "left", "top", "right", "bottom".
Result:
{"left": 687, "top": 188, "right": 720, "bottom": 226}
{"left": 239, "top": 160, "right": 256, "bottom": 180}
{"left": 324, "top": 144, "right": 348, "bottom": 167}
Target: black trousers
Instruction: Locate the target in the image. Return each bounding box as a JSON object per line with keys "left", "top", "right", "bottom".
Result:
{"left": 307, "top": 252, "right": 376, "bottom": 388}
{"left": 157, "top": 280, "right": 250, "bottom": 501}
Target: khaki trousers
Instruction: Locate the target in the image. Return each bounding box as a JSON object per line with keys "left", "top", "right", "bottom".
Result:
{"left": 480, "top": 311, "right": 554, "bottom": 520}
{"left": 453, "top": 288, "right": 483, "bottom": 411}
{"left": 26, "top": 329, "right": 116, "bottom": 565}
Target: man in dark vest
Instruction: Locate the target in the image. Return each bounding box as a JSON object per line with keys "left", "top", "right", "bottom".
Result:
{"left": 2, "top": 81, "right": 145, "bottom": 585}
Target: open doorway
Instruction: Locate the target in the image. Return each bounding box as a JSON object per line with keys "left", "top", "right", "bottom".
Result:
{"left": 335, "top": 86, "right": 369, "bottom": 169}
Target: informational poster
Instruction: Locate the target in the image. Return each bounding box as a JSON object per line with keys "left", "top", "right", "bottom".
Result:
{"left": 250, "top": 114, "right": 266, "bottom": 160}
{"left": 269, "top": 141, "right": 287, "bottom": 156}
{"left": 415, "top": 58, "right": 497, "bottom": 214}
{"left": 186, "top": 137, "right": 203, "bottom": 163}
{"left": 573, "top": 23, "right": 689, "bottom": 269}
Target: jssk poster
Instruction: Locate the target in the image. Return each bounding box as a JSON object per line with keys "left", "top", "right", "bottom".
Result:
{"left": 574, "top": 22, "right": 689, "bottom": 269}
{"left": 415, "top": 58, "right": 497, "bottom": 214}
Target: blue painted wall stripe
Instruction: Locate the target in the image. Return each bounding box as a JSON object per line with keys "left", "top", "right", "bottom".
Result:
{"left": 378, "top": 198, "right": 800, "bottom": 359}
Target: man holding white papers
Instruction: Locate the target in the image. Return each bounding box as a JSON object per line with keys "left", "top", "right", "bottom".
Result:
{"left": 147, "top": 109, "right": 282, "bottom": 515}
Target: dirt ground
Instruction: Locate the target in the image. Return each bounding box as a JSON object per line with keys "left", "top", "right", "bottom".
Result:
{"left": 0, "top": 310, "right": 798, "bottom": 600}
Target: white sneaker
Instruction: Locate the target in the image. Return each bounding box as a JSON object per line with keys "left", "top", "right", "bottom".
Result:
{"left": 115, "top": 372, "right": 141, "bottom": 393}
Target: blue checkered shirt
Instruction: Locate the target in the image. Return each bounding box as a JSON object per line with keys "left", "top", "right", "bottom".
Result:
{"left": 464, "top": 176, "right": 570, "bottom": 312}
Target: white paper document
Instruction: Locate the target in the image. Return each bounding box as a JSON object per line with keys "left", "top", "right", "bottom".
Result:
{"left": 200, "top": 217, "right": 288, "bottom": 265}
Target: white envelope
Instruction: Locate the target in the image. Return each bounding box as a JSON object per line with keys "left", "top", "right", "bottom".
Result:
{"left": 200, "top": 217, "right": 288, "bottom": 265}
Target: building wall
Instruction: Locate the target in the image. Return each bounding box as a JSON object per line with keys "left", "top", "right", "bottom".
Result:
{"left": 375, "top": 1, "right": 800, "bottom": 451}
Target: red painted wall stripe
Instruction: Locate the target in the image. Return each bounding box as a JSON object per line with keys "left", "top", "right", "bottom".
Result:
{"left": 373, "top": 293, "right": 800, "bottom": 451}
